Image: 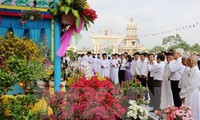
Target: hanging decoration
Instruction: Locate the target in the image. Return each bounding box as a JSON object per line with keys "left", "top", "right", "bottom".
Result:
{"left": 139, "top": 22, "right": 199, "bottom": 38}
{"left": 48, "top": 0, "right": 97, "bottom": 57}
{"left": 21, "top": 9, "right": 41, "bottom": 22}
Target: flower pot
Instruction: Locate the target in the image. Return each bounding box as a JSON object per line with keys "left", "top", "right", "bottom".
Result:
{"left": 61, "top": 13, "right": 76, "bottom": 25}
{"left": 37, "top": 80, "right": 46, "bottom": 89}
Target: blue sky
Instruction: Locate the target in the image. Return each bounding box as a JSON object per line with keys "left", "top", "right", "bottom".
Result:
{"left": 75, "top": 0, "right": 200, "bottom": 49}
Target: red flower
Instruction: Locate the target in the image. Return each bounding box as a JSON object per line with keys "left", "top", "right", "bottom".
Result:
{"left": 82, "top": 9, "right": 97, "bottom": 21}
{"left": 44, "top": 75, "right": 126, "bottom": 119}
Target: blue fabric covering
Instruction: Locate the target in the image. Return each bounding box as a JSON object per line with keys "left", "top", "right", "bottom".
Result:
{"left": 0, "top": 16, "right": 51, "bottom": 29}
{"left": 30, "top": 29, "right": 41, "bottom": 43}
{"left": 13, "top": 28, "right": 24, "bottom": 38}
{"left": 45, "top": 28, "right": 51, "bottom": 49}
{"left": 0, "top": 16, "right": 52, "bottom": 49}
{"left": 0, "top": 27, "right": 7, "bottom": 37}
{"left": 7, "top": 83, "right": 24, "bottom": 95}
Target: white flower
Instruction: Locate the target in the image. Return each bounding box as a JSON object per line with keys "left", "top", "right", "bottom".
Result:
{"left": 139, "top": 115, "right": 144, "bottom": 120}
{"left": 128, "top": 100, "right": 136, "bottom": 105}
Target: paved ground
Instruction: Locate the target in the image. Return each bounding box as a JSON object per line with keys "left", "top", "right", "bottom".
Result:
{"left": 149, "top": 112, "right": 159, "bottom": 120}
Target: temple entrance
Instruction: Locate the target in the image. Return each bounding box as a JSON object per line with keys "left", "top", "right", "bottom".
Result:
{"left": 89, "top": 29, "right": 121, "bottom": 54}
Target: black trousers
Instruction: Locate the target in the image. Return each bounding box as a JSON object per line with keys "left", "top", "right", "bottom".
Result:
{"left": 137, "top": 75, "right": 148, "bottom": 100}
{"left": 148, "top": 77, "right": 154, "bottom": 107}
{"left": 119, "top": 70, "right": 125, "bottom": 84}
{"left": 137, "top": 75, "right": 147, "bottom": 87}
{"left": 154, "top": 80, "right": 162, "bottom": 110}
{"left": 170, "top": 80, "right": 182, "bottom": 107}
{"left": 148, "top": 77, "right": 154, "bottom": 95}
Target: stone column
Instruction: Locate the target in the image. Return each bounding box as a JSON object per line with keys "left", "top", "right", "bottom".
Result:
{"left": 113, "top": 45, "right": 116, "bottom": 53}
{"left": 96, "top": 44, "right": 99, "bottom": 53}
{"left": 116, "top": 43, "right": 119, "bottom": 53}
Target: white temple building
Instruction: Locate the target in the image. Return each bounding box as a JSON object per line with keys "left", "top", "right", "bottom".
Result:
{"left": 122, "top": 18, "right": 146, "bottom": 53}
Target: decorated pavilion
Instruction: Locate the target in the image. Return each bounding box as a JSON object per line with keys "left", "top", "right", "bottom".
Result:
{"left": 0, "top": 0, "right": 54, "bottom": 60}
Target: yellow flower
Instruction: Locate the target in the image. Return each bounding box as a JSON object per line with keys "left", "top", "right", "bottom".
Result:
{"left": 98, "top": 76, "right": 106, "bottom": 81}
{"left": 84, "top": 3, "right": 90, "bottom": 9}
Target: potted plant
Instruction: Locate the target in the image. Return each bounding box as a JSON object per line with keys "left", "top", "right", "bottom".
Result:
{"left": 0, "top": 32, "right": 43, "bottom": 61}
{"left": 48, "top": 0, "right": 97, "bottom": 29}
{"left": 155, "top": 105, "right": 194, "bottom": 120}
{"left": 21, "top": 9, "right": 41, "bottom": 22}
{"left": 7, "top": 94, "right": 39, "bottom": 120}
{"left": 121, "top": 76, "right": 148, "bottom": 100}
{"left": 126, "top": 100, "right": 149, "bottom": 120}
{"left": 47, "top": 0, "right": 97, "bottom": 57}
{"left": 6, "top": 56, "right": 47, "bottom": 95}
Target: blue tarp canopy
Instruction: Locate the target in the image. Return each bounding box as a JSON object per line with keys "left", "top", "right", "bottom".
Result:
{"left": 0, "top": 16, "right": 51, "bottom": 49}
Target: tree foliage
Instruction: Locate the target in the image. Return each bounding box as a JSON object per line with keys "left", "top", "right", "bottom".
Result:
{"left": 149, "top": 45, "right": 165, "bottom": 54}
{"left": 149, "top": 34, "right": 200, "bottom": 54}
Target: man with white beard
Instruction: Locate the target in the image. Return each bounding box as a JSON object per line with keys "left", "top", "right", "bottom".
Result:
{"left": 160, "top": 51, "right": 174, "bottom": 109}
{"left": 169, "top": 48, "right": 185, "bottom": 107}
{"left": 179, "top": 55, "right": 200, "bottom": 120}
{"left": 110, "top": 54, "right": 119, "bottom": 84}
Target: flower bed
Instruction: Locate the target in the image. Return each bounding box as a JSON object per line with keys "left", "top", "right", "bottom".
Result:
{"left": 44, "top": 76, "right": 126, "bottom": 120}
{"left": 155, "top": 105, "right": 194, "bottom": 120}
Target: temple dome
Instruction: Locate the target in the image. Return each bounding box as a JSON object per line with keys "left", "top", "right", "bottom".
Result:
{"left": 127, "top": 18, "right": 136, "bottom": 28}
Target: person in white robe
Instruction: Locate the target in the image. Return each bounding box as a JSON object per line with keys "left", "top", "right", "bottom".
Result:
{"left": 96, "top": 54, "right": 102, "bottom": 75}
{"left": 92, "top": 54, "right": 98, "bottom": 74}
{"left": 110, "top": 54, "right": 119, "bottom": 84}
{"left": 83, "top": 52, "right": 93, "bottom": 64}
{"left": 100, "top": 53, "right": 110, "bottom": 77}
{"left": 81, "top": 52, "right": 94, "bottom": 77}
{"left": 160, "top": 52, "right": 175, "bottom": 109}
{"left": 179, "top": 55, "right": 200, "bottom": 120}
{"left": 178, "top": 55, "right": 190, "bottom": 90}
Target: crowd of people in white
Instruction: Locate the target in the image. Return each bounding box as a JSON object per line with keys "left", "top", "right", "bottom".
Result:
{"left": 63, "top": 49, "right": 200, "bottom": 120}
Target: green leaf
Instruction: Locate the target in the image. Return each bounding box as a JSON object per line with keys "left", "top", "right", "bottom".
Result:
{"left": 71, "top": 9, "right": 80, "bottom": 18}
{"left": 66, "top": 0, "right": 73, "bottom": 6}
{"left": 75, "top": 17, "right": 81, "bottom": 29}
{"left": 59, "top": 5, "right": 66, "bottom": 13}
{"left": 64, "top": 7, "right": 71, "bottom": 15}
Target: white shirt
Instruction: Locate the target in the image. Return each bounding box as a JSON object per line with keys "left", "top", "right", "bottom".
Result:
{"left": 148, "top": 61, "right": 157, "bottom": 78}
{"left": 120, "top": 58, "right": 127, "bottom": 71}
{"left": 130, "top": 58, "right": 141, "bottom": 76}
{"left": 169, "top": 57, "right": 185, "bottom": 81}
{"left": 149, "top": 61, "right": 165, "bottom": 81}
{"left": 83, "top": 55, "right": 93, "bottom": 64}
{"left": 136, "top": 60, "right": 148, "bottom": 77}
